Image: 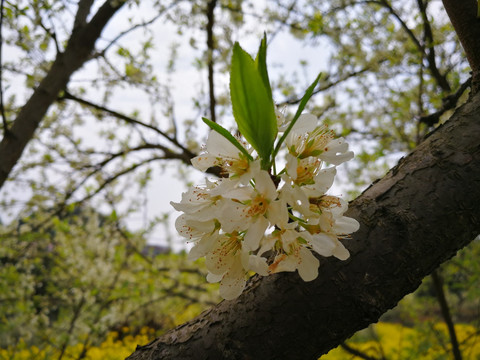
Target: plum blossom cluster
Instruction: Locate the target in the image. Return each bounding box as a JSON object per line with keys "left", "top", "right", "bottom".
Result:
{"left": 171, "top": 112, "right": 359, "bottom": 300}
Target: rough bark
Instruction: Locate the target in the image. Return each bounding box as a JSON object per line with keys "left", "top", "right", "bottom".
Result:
{"left": 0, "top": 0, "right": 126, "bottom": 189}
{"left": 126, "top": 91, "right": 480, "bottom": 360}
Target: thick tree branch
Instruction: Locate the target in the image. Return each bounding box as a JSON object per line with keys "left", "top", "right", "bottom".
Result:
{"left": 57, "top": 92, "right": 227, "bottom": 177}
{"left": 206, "top": 0, "right": 217, "bottom": 123}
{"left": 417, "top": 0, "right": 451, "bottom": 91}
{"left": 0, "top": 0, "right": 126, "bottom": 189}
{"left": 0, "top": 0, "right": 8, "bottom": 135}
{"left": 442, "top": 0, "right": 480, "bottom": 94}
{"left": 73, "top": 0, "right": 95, "bottom": 30}
{"left": 127, "top": 91, "right": 480, "bottom": 360}
{"left": 58, "top": 90, "right": 196, "bottom": 161}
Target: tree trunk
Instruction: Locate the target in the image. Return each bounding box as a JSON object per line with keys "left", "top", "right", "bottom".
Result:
{"left": 126, "top": 91, "right": 480, "bottom": 360}
{"left": 0, "top": 0, "right": 126, "bottom": 189}
{"left": 442, "top": 0, "right": 480, "bottom": 94}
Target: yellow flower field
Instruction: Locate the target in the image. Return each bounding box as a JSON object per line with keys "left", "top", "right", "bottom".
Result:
{"left": 322, "top": 322, "right": 480, "bottom": 359}
{"left": 1, "top": 322, "right": 479, "bottom": 359}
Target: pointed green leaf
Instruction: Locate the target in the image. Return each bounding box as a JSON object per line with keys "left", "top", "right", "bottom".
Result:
{"left": 230, "top": 42, "right": 277, "bottom": 165}
{"left": 202, "top": 117, "right": 253, "bottom": 161}
{"left": 271, "top": 72, "right": 322, "bottom": 163}
{"left": 255, "top": 33, "right": 272, "bottom": 97}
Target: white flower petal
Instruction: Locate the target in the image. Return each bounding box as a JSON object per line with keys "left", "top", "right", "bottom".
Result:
{"left": 206, "top": 130, "right": 241, "bottom": 158}
{"left": 254, "top": 170, "right": 277, "bottom": 200}
{"left": 191, "top": 154, "right": 219, "bottom": 171}
{"left": 244, "top": 217, "right": 269, "bottom": 251}
{"left": 219, "top": 258, "right": 246, "bottom": 300}
{"left": 333, "top": 216, "right": 360, "bottom": 235}
{"left": 323, "top": 151, "right": 354, "bottom": 166}
{"left": 171, "top": 184, "right": 220, "bottom": 217}
{"left": 258, "top": 234, "right": 277, "bottom": 256}
{"left": 314, "top": 167, "right": 336, "bottom": 192}
{"left": 308, "top": 232, "right": 336, "bottom": 257}
{"left": 279, "top": 178, "right": 310, "bottom": 214}
{"left": 209, "top": 178, "right": 237, "bottom": 197}
{"left": 187, "top": 231, "right": 219, "bottom": 261}
{"left": 205, "top": 240, "right": 234, "bottom": 275}
{"left": 222, "top": 187, "right": 252, "bottom": 201}
{"left": 285, "top": 153, "right": 298, "bottom": 180}
{"left": 206, "top": 272, "right": 223, "bottom": 283}
{"left": 329, "top": 198, "right": 348, "bottom": 216}
{"left": 333, "top": 242, "right": 350, "bottom": 260}
{"left": 270, "top": 254, "right": 297, "bottom": 273}
{"left": 326, "top": 138, "right": 348, "bottom": 153}
{"left": 297, "top": 247, "right": 319, "bottom": 281}
{"left": 175, "top": 215, "right": 215, "bottom": 239}
{"left": 248, "top": 254, "right": 269, "bottom": 276}
{"left": 281, "top": 228, "right": 301, "bottom": 249}
{"left": 276, "top": 107, "right": 287, "bottom": 130}
{"left": 292, "top": 113, "right": 318, "bottom": 133}
{"left": 268, "top": 199, "right": 289, "bottom": 228}
{"left": 321, "top": 138, "right": 354, "bottom": 165}
{"left": 219, "top": 203, "right": 245, "bottom": 233}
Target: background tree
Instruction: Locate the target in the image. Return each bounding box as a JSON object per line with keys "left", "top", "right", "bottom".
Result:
{"left": 0, "top": 0, "right": 478, "bottom": 359}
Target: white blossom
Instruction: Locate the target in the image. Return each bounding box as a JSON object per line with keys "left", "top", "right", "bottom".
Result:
{"left": 172, "top": 111, "right": 359, "bottom": 300}
{"left": 286, "top": 113, "right": 353, "bottom": 165}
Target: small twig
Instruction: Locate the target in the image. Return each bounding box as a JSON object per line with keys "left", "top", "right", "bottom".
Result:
{"left": 59, "top": 90, "right": 196, "bottom": 160}
{"left": 341, "top": 342, "right": 382, "bottom": 360}
{"left": 277, "top": 65, "right": 374, "bottom": 107}
{"left": 38, "top": 18, "right": 61, "bottom": 53}
{"left": 78, "top": 156, "right": 165, "bottom": 203}
{"left": 73, "top": 0, "right": 94, "bottom": 31}
{"left": 419, "top": 77, "right": 472, "bottom": 127}
{"left": 431, "top": 270, "right": 463, "bottom": 360}
{"left": 91, "top": 2, "right": 181, "bottom": 59}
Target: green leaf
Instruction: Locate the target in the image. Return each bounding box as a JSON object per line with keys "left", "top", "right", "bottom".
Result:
{"left": 230, "top": 41, "right": 277, "bottom": 166}
{"left": 109, "top": 210, "right": 118, "bottom": 221}
{"left": 271, "top": 72, "right": 322, "bottom": 164}
{"left": 202, "top": 117, "right": 253, "bottom": 161}
{"left": 255, "top": 33, "right": 272, "bottom": 97}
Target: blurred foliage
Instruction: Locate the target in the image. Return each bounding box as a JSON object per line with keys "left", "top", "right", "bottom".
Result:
{"left": 324, "top": 322, "right": 480, "bottom": 360}
{"left": 334, "top": 237, "right": 480, "bottom": 359}
{"left": 0, "top": 204, "right": 219, "bottom": 359}
{"left": 0, "top": 327, "right": 155, "bottom": 360}
{"left": 1, "top": 321, "right": 479, "bottom": 360}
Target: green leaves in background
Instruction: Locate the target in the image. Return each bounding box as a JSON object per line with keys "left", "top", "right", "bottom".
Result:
{"left": 230, "top": 35, "right": 277, "bottom": 168}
